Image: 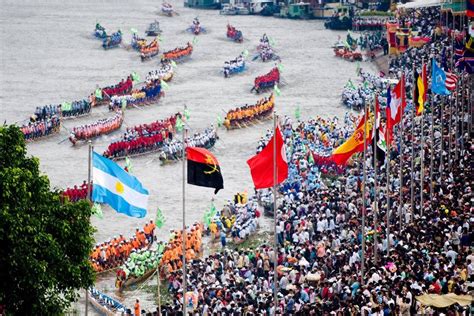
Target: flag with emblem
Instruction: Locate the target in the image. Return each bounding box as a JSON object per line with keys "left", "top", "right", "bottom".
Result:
{"left": 247, "top": 126, "right": 288, "bottom": 189}
{"left": 92, "top": 152, "right": 149, "bottom": 218}
{"left": 431, "top": 59, "right": 451, "bottom": 95}
{"left": 330, "top": 112, "right": 373, "bottom": 165}
{"left": 186, "top": 147, "right": 224, "bottom": 194}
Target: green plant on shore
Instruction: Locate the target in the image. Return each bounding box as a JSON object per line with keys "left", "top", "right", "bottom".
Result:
{"left": 0, "top": 125, "right": 95, "bottom": 315}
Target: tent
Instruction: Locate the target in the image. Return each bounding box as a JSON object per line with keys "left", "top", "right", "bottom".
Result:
{"left": 416, "top": 293, "right": 473, "bottom": 308}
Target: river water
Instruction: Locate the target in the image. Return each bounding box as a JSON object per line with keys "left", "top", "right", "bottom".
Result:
{"left": 0, "top": 0, "right": 377, "bottom": 313}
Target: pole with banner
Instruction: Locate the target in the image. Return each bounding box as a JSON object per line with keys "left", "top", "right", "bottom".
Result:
{"left": 182, "top": 127, "right": 187, "bottom": 316}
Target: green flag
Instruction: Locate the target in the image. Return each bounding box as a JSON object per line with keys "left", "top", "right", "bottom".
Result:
{"left": 158, "top": 35, "right": 164, "bottom": 42}
{"left": 356, "top": 61, "right": 361, "bottom": 74}
{"left": 308, "top": 151, "right": 314, "bottom": 164}
{"left": 346, "top": 79, "right": 356, "bottom": 90}
{"left": 184, "top": 108, "right": 190, "bottom": 120}
{"left": 131, "top": 71, "right": 140, "bottom": 83}
{"left": 155, "top": 207, "right": 165, "bottom": 229}
{"left": 363, "top": 81, "right": 369, "bottom": 89}
{"left": 242, "top": 49, "right": 249, "bottom": 57}
{"left": 192, "top": 36, "right": 198, "bottom": 45}
{"left": 274, "top": 84, "right": 281, "bottom": 96}
{"left": 61, "top": 102, "right": 72, "bottom": 112}
{"left": 92, "top": 203, "right": 103, "bottom": 219}
{"left": 95, "top": 88, "right": 103, "bottom": 99}
{"left": 277, "top": 63, "right": 284, "bottom": 73}
{"left": 295, "top": 105, "right": 301, "bottom": 120}
{"left": 125, "top": 157, "right": 133, "bottom": 173}
{"left": 170, "top": 60, "right": 177, "bottom": 68}
{"left": 176, "top": 116, "right": 184, "bottom": 132}
{"left": 204, "top": 202, "right": 217, "bottom": 226}
{"left": 269, "top": 37, "right": 275, "bottom": 46}
{"left": 131, "top": 28, "right": 138, "bottom": 34}
{"left": 160, "top": 79, "right": 169, "bottom": 90}
{"left": 217, "top": 115, "right": 223, "bottom": 127}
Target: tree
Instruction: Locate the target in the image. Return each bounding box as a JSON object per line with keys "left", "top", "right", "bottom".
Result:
{"left": 0, "top": 125, "right": 95, "bottom": 315}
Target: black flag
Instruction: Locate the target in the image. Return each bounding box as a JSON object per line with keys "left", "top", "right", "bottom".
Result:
{"left": 186, "top": 147, "right": 224, "bottom": 194}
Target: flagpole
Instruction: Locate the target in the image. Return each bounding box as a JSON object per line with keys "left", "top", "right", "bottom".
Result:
{"left": 385, "top": 118, "right": 391, "bottom": 256}
{"left": 440, "top": 98, "right": 444, "bottom": 177}
{"left": 420, "top": 103, "right": 425, "bottom": 217}
{"left": 429, "top": 91, "right": 434, "bottom": 211}
{"left": 182, "top": 127, "right": 187, "bottom": 316}
{"left": 448, "top": 35, "right": 454, "bottom": 170}
{"left": 361, "top": 100, "right": 367, "bottom": 285}
{"left": 157, "top": 265, "right": 161, "bottom": 316}
{"left": 272, "top": 112, "right": 278, "bottom": 315}
{"left": 459, "top": 76, "right": 464, "bottom": 155}
{"left": 454, "top": 79, "right": 459, "bottom": 162}
{"left": 410, "top": 64, "right": 415, "bottom": 221}
{"left": 448, "top": 93, "right": 453, "bottom": 171}
{"left": 85, "top": 140, "right": 93, "bottom": 316}
{"left": 420, "top": 60, "right": 425, "bottom": 217}
{"left": 373, "top": 95, "right": 378, "bottom": 264}
{"left": 399, "top": 73, "right": 404, "bottom": 232}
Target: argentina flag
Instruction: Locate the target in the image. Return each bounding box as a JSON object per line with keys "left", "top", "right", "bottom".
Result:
{"left": 92, "top": 152, "right": 149, "bottom": 218}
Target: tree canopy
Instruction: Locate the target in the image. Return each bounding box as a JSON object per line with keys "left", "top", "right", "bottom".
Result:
{"left": 0, "top": 125, "right": 95, "bottom": 315}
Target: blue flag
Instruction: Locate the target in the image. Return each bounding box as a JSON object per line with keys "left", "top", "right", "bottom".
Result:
{"left": 431, "top": 59, "right": 451, "bottom": 96}
{"left": 92, "top": 152, "right": 149, "bottom": 218}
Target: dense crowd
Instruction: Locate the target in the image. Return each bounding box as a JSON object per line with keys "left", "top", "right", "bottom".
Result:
{"left": 69, "top": 111, "right": 123, "bottom": 144}
{"left": 149, "top": 7, "right": 473, "bottom": 315}
{"left": 103, "top": 114, "right": 178, "bottom": 159}
{"left": 91, "top": 222, "right": 155, "bottom": 273}
{"left": 341, "top": 70, "right": 387, "bottom": 110}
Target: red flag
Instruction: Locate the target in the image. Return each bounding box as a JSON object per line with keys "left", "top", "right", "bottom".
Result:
{"left": 386, "top": 74, "right": 406, "bottom": 144}
{"left": 247, "top": 126, "right": 288, "bottom": 189}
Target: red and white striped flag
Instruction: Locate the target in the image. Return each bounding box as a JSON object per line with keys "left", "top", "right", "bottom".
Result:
{"left": 445, "top": 71, "right": 458, "bottom": 91}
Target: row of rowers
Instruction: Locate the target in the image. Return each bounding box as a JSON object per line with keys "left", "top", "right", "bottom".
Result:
{"left": 161, "top": 222, "right": 203, "bottom": 273}
{"left": 90, "top": 220, "right": 157, "bottom": 272}
{"left": 224, "top": 94, "right": 274, "bottom": 123}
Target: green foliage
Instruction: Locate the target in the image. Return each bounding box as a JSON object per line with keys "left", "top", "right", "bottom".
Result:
{"left": 0, "top": 125, "right": 95, "bottom": 315}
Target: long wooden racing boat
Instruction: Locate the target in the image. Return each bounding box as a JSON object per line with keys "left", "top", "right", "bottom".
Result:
{"left": 118, "top": 267, "right": 157, "bottom": 292}
{"left": 88, "top": 288, "right": 127, "bottom": 315}
{"left": 225, "top": 113, "right": 272, "bottom": 130}
{"left": 94, "top": 239, "right": 155, "bottom": 277}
